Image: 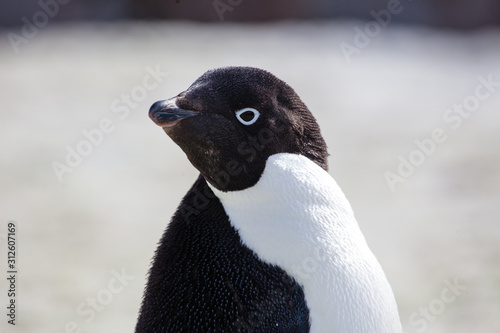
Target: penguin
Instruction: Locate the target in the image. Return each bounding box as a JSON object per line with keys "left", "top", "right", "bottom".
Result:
{"left": 136, "top": 66, "right": 402, "bottom": 332}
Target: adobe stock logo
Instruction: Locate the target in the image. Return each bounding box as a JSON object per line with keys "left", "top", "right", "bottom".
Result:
{"left": 7, "top": 0, "right": 71, "bottom": 54}
{"left": 409, "top": 278, "right": 467, "bottom": 332}
{"left": 340, "top": 0, "right": 406, "bottom": 64}
{"left": 51, "top": 65, "right": 169, "bottom": 183}
{"left": 384, "top": 74, "right": 499, "bottom": 192}
{"left": 57, "top": 268, "right": 134, "bottom": 333}
{"left": 212, "top": 0, "right": 243, "bottom": 21}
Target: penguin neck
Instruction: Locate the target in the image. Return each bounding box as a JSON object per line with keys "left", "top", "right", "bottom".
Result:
{"left": 208, "top": 153, "right": 362, "bottom": 265}
{"left": 208, "top": 153, "right": 401, "bottom": 332}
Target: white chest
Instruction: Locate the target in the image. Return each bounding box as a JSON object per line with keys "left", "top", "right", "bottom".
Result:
{"left": 209, "top": 153, "right": 401, "bottom": 332}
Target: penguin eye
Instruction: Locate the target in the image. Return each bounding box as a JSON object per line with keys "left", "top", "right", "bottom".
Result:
{"left": 235, "top": 108, "right": 260, "bottom": 125}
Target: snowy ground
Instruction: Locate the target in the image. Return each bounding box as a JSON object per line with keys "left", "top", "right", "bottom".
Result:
{"left": 0, "top": 21, "right": 499, "bottom": 333}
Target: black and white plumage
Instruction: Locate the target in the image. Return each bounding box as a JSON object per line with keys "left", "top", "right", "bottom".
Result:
{"left": 136, "top": 67, "right": 401, "bottom": 332}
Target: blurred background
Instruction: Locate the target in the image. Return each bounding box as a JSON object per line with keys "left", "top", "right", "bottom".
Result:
{"left": 2, "top": 0, "right": 500, "bottom": 28}
{"left": 1, "top": 1, "right": 499, "bottom": 332}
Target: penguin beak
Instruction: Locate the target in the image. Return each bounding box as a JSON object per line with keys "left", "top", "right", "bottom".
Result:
{"left": 149, "top": 98, "right": 198, "bottom": 128}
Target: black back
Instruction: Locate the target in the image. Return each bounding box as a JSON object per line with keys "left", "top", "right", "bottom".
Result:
{"left": 136, "top": 176, "right": 310, "bottom": 332}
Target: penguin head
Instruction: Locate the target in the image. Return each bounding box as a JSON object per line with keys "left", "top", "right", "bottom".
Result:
{"left": 150, "top": 66, "right": 328, "bottom": 191}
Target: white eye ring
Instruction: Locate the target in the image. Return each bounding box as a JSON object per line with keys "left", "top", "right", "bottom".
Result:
{"left": 235, "top": 108, "right": 260, "bottom": 125}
